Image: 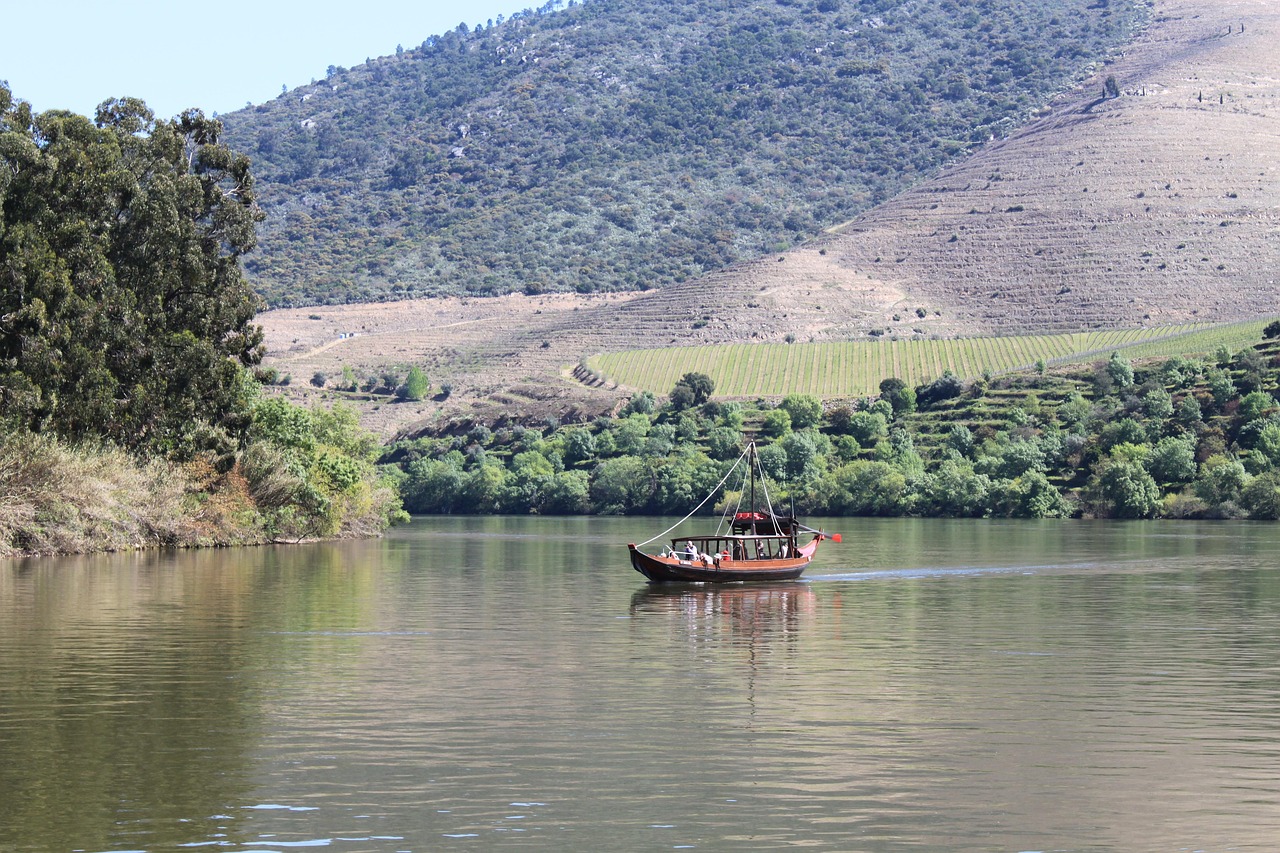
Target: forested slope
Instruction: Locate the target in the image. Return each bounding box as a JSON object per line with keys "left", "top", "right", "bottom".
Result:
{"left": 222, "top": 0, "right": 1146, "bottom": 307}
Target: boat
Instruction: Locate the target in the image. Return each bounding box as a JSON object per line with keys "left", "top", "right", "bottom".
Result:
{"left": 627, "top": 442, "right": 839, "bottom": 583}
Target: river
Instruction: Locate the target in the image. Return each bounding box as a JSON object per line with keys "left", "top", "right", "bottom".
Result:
{"left": 2, "top": 517, "right": 1279, "bottom": 851}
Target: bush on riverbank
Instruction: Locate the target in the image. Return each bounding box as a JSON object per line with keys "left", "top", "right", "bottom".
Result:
{"left": 0, "top": 398, "right": 406, "bottom": 558}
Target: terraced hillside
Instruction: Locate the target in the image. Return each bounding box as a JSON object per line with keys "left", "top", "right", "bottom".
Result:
{"left": 257, "top": 0, "right": 1279, "bottom": 437}
{"left": 587, "top": 321, "right": 1272, "bottom": 398}
{"left": 752, "top": 0, "right": 1280, "bottom": 335}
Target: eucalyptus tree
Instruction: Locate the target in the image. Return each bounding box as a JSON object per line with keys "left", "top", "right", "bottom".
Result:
{"left": 0, "top": 87, "right": 264, "bottom": 456}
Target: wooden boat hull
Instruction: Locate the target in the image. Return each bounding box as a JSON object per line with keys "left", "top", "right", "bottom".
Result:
{"left": 628, "top": 539, "right": 818, "bottom": 583}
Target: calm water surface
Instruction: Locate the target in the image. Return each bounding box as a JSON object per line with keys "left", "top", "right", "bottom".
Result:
{"left": 3, "top": 517, "right": 1280, "bottom": 851}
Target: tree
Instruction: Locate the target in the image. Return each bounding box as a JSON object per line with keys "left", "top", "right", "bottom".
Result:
{"left": 707, "top": 426, "right": 743, "bottom": 460}
{"left": 760, "top": 408, "right": 791, "bottom": 438}
{"left": 399, "top": 365, "right": 430, "bottom": 401}
{"left": 826, "top": 405, "right": 855, "bottom": 434}
{"left": 0, "top": 90, "right": 264, "bottom": 456}
{"left": 1088, "top": 458, "right": 1160, "bottom": 518}
{"left": 1142, "top": 387, "right": 1173, "bottom": 420}
{"left": 822, "top": 460, "right": 911, "bottom": 516}
{"left": 402, "top": 457, "right": 463, "bottom": 513}
{"left": 914, "top": 371, "right": 963, "bottom": 409}
{"left": 1202, "top": 368, "right": 1233, "bottom": 406}
{"left": 1104, "top": 75, "right": 1120, "bottom": 98}
{"left": 1146, "top": 437, "right": 1196, "bottom": 486}
{"left": 562, "top": 426, "right": 596, "bottom": 464}
{"left": 781, "top": 430, "right": 824, "bottom": 483}
{"left": 1194, "top": 455, "right": 1250, "bottom": 511}
{"left": 879, "top": 377, "right": 916, "bottom": 417}
{"left": 590, "top": 456, "right": 652, "bottom": 513}
{"left": 992, "top": 470, "right": 1068, "bottom": 518}
{"left": 671, "top": 372, "right": 714, "bottom": 407}
{"left": 847, "top": 411, "right": 888, "bottom": 448}
{"left": 1105, "top": 352, "right": 1134, "bottom": 389}
{"left": 945, "top": 424, "right": 975, "bottom": 458}
{"left": 668, "top": 382, "right": 696, "bottom": 411}
{"left": 1176, "top": 394, "right": 1203, "bottom": 425}
{"left": 922, "top": 458, "right": 989, "bottom": 516}
{"left": 623, "top": 390, "right": 655, "bottom": 415}
{"left": 1241, "top": 472, "right": 1280, "bottom": 519}
{"left": 779, "top": 394, "right": 822, "bottom": 430}
{"left": 1237, "top": 391, "right": 1276, "bottom": 424}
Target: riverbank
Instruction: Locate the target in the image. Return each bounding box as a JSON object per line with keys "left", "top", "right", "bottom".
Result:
{"left": 0, "top": 421, "right": 404, "bottom": 559}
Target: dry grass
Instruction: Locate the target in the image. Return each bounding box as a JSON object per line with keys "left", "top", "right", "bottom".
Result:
{"left": 0, "top": 431, "right": 403, "bottom": 558}
{"left": 0, "top": 432, "right": 191, "bottom": 557}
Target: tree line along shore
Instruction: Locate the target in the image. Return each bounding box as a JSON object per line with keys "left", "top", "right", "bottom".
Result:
{"left": 385, "top": 330, "right": 1280, "bottom": 522}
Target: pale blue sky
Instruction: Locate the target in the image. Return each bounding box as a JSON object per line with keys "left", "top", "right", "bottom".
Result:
{"left": 3, "top": 0, "right": 540, "bottom": 120}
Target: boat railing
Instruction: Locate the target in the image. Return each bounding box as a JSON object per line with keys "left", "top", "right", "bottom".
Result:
{"left": 666, "top": 534, "right": 798, "bottom": 562}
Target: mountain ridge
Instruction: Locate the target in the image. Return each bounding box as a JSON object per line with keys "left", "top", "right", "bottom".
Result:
{"left": 224, "top": 0, "right": 1147, "bottom": 307}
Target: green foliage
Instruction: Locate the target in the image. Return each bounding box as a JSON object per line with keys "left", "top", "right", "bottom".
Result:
{"left": 244, "top": 396, "right": 401, "bottom": 537}
{"left": 779, "top": 394, "right": 822, "bottom": 430}
{"left": 848, "top": 411, "right": 889, "bottom": 449}
{"left": 383, "top": 333, "right": 1280, "bottom": 523}
{"left": 402, "top": 457, "right": 464, "bottom": 513}
{"left": 623, "top": 391, "right": 656, "bottom": 416}
{"left": 822, "top": 461, "right": 911, "bottom": 516}
{"left": 218, "top": 0, "right": 1147, "bottom": 306}
{"left": 563, "top": 426, "right": 596, "bottom": 465}
{"left": 1241, "top": 472, "right": 1280, "bottom": 520}
{"left": 760, "top": 408, "right": 792, "bottom": 439}
{"left": 915, "top": 371, "right": 964, "bottom": 409}
{"left": 400, "top": 365, "right": 430, "bottom": 401}
{"left": 669, "top": 382, "right": 696, "bottom": 411}
{"left": 1237, "top": 391, "right": 1276, "bottom": 424}
{"left": 1106, "top": 352, "right": 1135, "bottom": 389}
{"left": 671, "top": 372, "right": 714, "bottom": 408}
{"left": 991, "top": 470, "right": 1069, "bottom": 518}
{"left": 1146, "top": 437, "right": 1196, "bottom": 486}
{"left": 0, "top": 89, "right": 264, "bottom": 457}
{"left": 879, "top": 377, "right": 917, "bottom": 417}
{"left": 707, "top": 426, "right": 744, "bottom": 460}
{"left": 1193, "top": 454, "right": 1250, "bottom": 513}
{"left": 1088, "top": 457, "right": 1161, "bottom": 518}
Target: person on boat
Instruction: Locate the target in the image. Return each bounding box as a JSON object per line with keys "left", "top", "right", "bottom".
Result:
{"left": 684, "top": 541, "right": 698, "bottom": 561}
{"left": 779, "top": 542, "right": 788, "bottom": 559}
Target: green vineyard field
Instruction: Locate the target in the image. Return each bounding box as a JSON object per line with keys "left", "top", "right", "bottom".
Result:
{"left": 586, "top": 320, "right": 1273, "bottom": 398}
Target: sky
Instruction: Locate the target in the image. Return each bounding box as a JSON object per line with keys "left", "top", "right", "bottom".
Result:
{"left": 3, "top": 0, "right": 540, "bottom": 120}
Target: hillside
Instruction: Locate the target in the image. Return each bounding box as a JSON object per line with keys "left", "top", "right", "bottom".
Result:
{"left": 257, "top": 0, "right": 1277, "bottom": 440}
{"left": 732, "top": 0, "right": 1280, "bottom": 335}
{"left": 223, "top": 0, "right": 1146, "bottom": 307}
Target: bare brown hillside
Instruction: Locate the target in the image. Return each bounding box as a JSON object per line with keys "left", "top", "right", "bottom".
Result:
{"left": 767, "top": 0, "right": 1280, "bottom": 335}
{"left": 258, "top": 0, "right": 1280, "bottom": 437}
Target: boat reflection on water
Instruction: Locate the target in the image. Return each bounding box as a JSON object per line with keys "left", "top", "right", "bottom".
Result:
{"left": 630, "top": 583, "right": 818, "bottom": 645}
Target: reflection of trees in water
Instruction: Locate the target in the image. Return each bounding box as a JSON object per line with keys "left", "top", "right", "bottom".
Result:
{"left": 0, "top": 545, "right": 389, "bottom": 851}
